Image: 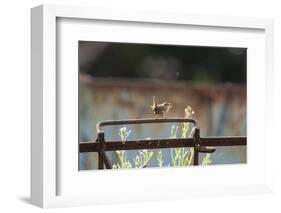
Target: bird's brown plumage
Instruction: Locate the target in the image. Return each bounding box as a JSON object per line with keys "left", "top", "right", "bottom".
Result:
{"left": 150, "top": 96, "right": 172, "bottom": 118}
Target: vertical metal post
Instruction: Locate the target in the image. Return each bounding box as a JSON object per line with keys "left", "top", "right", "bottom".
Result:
{"left": 97, "top": 132, "right": 105, "bottom": 169}
{"left": 193, "top": 127, "right": 200, "bottom": 166}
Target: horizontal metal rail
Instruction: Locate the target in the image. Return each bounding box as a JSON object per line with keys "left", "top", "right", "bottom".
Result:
{"left": 96, "top": 118, "right": 197, "bottom": 133}
{"left": 80, "top": 137, "right": 246, "bottom": 152}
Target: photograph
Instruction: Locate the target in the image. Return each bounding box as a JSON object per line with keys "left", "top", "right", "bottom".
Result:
{"left": 26, "top": 3, "right": 278, "bottom": 209}
{"left": 78, "top": 41, "right": 247, "bottom": 170}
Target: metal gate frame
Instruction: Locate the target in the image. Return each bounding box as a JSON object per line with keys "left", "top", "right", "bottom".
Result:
{"left": 79, "top": 118, "right": 247, "bottom": 169}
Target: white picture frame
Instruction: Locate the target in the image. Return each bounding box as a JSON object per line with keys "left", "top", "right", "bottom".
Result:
{"left": 31, "top": 4, "right": 274, "bottom": 208}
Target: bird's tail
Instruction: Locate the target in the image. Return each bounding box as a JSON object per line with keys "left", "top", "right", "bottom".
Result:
{"left": 152, "top": 96, "right": 157, "bottom": 107}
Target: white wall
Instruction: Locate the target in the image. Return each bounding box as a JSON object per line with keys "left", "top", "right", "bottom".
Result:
{"left": 0, "top": 0, "right": 280, "bottom": 212}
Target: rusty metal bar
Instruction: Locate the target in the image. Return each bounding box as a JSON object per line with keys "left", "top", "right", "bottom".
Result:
{"left": 96, "top": 118, "right": 197, "bottom": 133}
{"left": 101, "top": 149, "right": 112, "bottom": 169}
{"left": 192, "top": 127, "right": 216, "bottom": 165}
{"left": 80, "top": 137, "right": 246, "bottom": 152}
{"left": 193, "top": 150, "right": 199, "bottom": 165}
{"left": 85, "top": 118, "right": 247, "bottom": 169}
{"left": 193, "top": 128, "right": 199, "bottom": 165}
{"left": 98, "top": 150, "right": 104, "bottom": 169}
{"left": 97, "top": 132, "right": 105, "bottom": 169}
{"left": 199, "top": 137, "right": 246, "bottom": 146}
{"left": 97, "top": 132, "right": 113, "bottom": 169}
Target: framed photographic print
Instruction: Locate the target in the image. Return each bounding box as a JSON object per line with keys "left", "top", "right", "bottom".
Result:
{"left": 31, "top": 4, "right": 274, "bottom": 208}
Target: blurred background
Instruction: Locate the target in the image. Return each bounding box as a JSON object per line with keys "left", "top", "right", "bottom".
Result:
{"left": 79, "top": 41, "right": 246, "bottom": 170}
